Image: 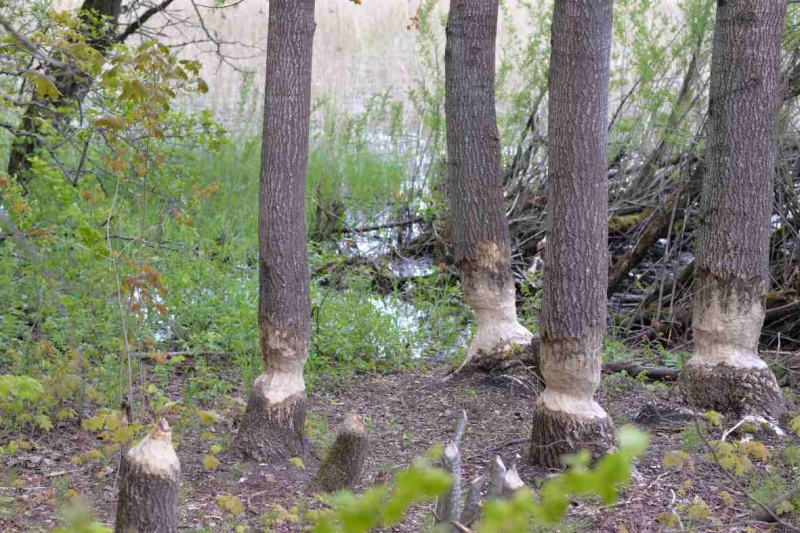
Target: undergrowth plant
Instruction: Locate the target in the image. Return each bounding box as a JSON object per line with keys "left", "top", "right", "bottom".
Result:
{"left": 312, "top": 426, "right": 649, "bottom": 532}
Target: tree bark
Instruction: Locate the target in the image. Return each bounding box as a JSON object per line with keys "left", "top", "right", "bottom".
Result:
{"left": 234, "top": 0, "right": 315, "bottom": 461}
{"left": 529, "top": 0, "right": 616, "bottom": 468}
{"left": 6, "top": 0, "right": 123, "bottom": 187}
{"left": 115, "top": 419, "right": 179, "bottom": 533}
{"left": 313, "top": 412, "right": 369, "bottom": 492}
{"left": 444, "top": 0, "right": 533, "bottom": 371}
{"left": 680, "top": 0, "right": 787, "bottom": 418}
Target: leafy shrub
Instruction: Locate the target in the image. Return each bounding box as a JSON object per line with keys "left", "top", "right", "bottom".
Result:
{"left": 312, "top": 427, "right": 648, "bottom": 532}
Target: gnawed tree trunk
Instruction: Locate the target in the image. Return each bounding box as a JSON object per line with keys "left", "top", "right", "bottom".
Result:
{"left": 313, "top": 412, "right": 369, "bottom": 492}
{"left": 528, "top": 0, "right": 616, "bottom": 468}
{"left": 114, "top": 419, "right": 179, "bottom": 533}
{"left": 444, "top": 0, "right": 533, "bottom": 371}
{"left": 234, "top": 0, "right": 315, "bottom": 461}
{"left": 6, "top": 0, "right": 123, "bottom": 187}
{"left": 680, "top": 0, "right": 787, "bottom": 418}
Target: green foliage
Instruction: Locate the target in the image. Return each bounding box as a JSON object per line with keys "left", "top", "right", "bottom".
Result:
{"left": 312, "top": 456, "right": 451, "bottom": 533}
{"left": 703, "top": 439, "right": 770, "bottom": 477}
{"left": 52, "top": 497, "right": 110, "bottom": 533}
{"left": 663, "top": 450, "right": 693, "bottom": 470}
{"left": 680, "top": 424, "right": 704, "bottom": 453}
{"left": 704, "top": 411, "right": 723, "bottom": 428}
{"left": 748, "top": 470, "right": 800, "bottom": 515}
{"left": 217, "top": 494, "right": 244, "bottom": 517}
{"left": 0, "top": 374, "right": 53, "bottom": 432}
{"left": 783, "top": 445, "right": 800, "bottom": 468}
{"left": 791, "top": 414, "right": 800, "bottom": 438}
{"left": 312, "top": 427, "right": 648, "bottom": 532}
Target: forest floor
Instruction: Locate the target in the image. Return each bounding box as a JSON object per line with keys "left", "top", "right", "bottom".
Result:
{"left": 2, "top": 360, "right": 799, "bottom": 532}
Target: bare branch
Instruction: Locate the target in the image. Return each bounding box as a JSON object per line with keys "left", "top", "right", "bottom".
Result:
{"left": 0, "top": 15, "right": 70, "bottom": 70}
{"left": 116, "top": 0, "right": 177, "bottom": 42}
{"left": 194, "top": 0, "right": 246, "bottom": 8}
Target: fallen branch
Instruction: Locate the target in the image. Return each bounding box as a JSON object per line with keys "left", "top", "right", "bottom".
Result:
{"left": 336, "top": 217, "right": 429, "bottom": 235}
{"left": 602, "top": 361, "right": 680, "bottom": 381}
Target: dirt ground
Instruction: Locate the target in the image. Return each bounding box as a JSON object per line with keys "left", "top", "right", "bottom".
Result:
{"left": 2, "top": 362, "right": 798, "bottom": 532}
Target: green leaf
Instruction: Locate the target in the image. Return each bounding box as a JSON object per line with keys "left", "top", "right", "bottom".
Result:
{"left": 618, "top": 425, "right": 649, "bottom": 455}
{"left": 776, "top": 499, "right": 795, "bottom": 516}
{"left": 216, "top": 494, "right": 243, "bottom": 516}
{"left": 120, "top": 80, "right": 146, "bottom": 102}
{"left": 23, "top": 71, "right": 61, "bottom": 99}
{"left": 35, "top": 414, "right": 53, "bottom": 432}
{"left": 738, "top": 440, "right": 769, "bottom": 461}
{"left": 197, "top": 409, "right": 220, "bottom": 425}
{"left": 790, "top": 415, "right": 800, "bottom": 438}
{"left": 202, "top": 454, "right": 219, "bottom": 471}
{"left": 704, "top": 411, "right": 723, "bottom": 428}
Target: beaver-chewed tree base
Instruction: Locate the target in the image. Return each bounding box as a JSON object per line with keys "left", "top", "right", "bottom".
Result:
{"left": 234, "top": 387, "right": 307, "bottom": 462}
{"left": 529, "top": 405, "right": 615, "bottom": 468}
{"left": 455, "top": 333, "right": 541, "bottom": 377}
{"left": 679, "top": 364, "right": 785, "bottom": 419}
{"left": 115, "top": 418, "right": 180, "bottom": 533}
{"left": 312, "top": 412, "right": 369, "bottom": 492}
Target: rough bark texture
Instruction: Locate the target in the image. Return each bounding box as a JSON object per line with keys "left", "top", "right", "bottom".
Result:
{"left": 444, "top": 0, "right": 532, "bottom": 370}
{"left": 460, "top": 475, "right": 484, "bottom": 527}
{"left": 235, "top": 383, "right": 308, "bottom": 461}
{"left": 115, "top": 419, "right": 179, "bottom": 533}
{"left": 681, "top": 365, "right": 785, "bottom": 418}
{"left": 7, "top": 0, "right": 123, "bottom": 185}
{"left": 682, "top": 0, "right": 787, "bottom": 417}
{"left": 466, "top": 332, "right": 541, "bottom": 373}
{"left": 529, "top": 403, "right": 616, "bottom": 468}
{"left": 234, "top": 0, "right": 315, "bottom": 461}
{"left": 529, "top": 0, "right": 616, "bottom": 467}
{"left": 313, "top": 412, "right": 369, "bottom": 492}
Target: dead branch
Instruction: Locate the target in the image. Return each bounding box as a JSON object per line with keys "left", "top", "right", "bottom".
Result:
{"left": 602, "top": 361, "right": 680, "bottom": 381}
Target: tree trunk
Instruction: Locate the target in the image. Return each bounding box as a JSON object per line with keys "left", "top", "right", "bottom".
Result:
{"left": 680, "top": 0, "right": 787, "bottom": 418}
{"left": 444, "top": 0, "right": 533, "bottom": 371}
{"left": 115, "top": 419, "right": 179, "bottom": 533}
{"left": 313, "top": 412, "right": 369, "bottom": 492}
{"left": 234, "top": 0, "right": 315, "bottom": 461}
{"left": 6, "top": 0, "right": 123, "bottom": 187}
{"left": 528, "top": 0, "right": 616, "bottom": 468}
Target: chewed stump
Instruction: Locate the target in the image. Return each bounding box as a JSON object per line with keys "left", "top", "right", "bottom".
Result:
{"left": 115, "top": 418, "right": 180, "bottom": 533}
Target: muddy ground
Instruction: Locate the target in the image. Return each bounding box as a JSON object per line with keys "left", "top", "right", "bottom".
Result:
{"left": 2, "top": 360, "right": 798, "bottom": 532}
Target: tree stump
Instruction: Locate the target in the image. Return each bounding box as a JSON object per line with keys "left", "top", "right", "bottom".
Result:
{"left": 115, "top": 418, "right": 180, "bottom": 533}
{"left": 313, "top": 412, "right": 369, "bottom": 492}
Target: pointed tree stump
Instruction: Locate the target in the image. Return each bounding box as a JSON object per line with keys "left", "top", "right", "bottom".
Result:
{"left": 313, "top": 412, "right": 369, "bottom": 492}
{"left": 115, "top": 419, "right": 180, "bottom": 533}
{"left": 434, "top": 411, "right": 529, "bottom": 532}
